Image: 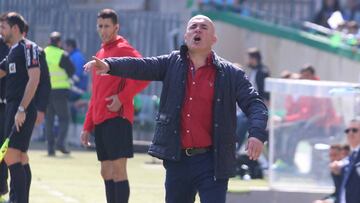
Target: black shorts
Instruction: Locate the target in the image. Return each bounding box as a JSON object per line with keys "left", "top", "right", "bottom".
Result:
{"left": 94, "top": 117, "right": 133, "bottom": 161}
{"left": 5, "top": 101, "right": 37, "bottom": 152}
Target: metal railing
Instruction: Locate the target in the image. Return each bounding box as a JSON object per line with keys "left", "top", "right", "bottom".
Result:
{"left": 246, "top": 0, "right": 316, "bottom": 22}
{"left": 199, "top": 0, "right": 317, "bottom": 28}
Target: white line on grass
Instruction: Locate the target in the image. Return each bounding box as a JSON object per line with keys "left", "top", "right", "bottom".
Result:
{"left": 36, "top": 183, "right": 80, "bottom": 203}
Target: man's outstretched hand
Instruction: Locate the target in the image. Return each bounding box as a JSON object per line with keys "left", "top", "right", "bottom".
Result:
{"left": 83, "top": 56, "right": 110, "bottom": 74}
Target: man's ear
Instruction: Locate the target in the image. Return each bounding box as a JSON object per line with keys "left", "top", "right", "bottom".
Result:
{"left": 213, "top": 35, "right": 218, "bottom": 44}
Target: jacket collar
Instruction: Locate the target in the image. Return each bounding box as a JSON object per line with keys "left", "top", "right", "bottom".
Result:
{"left": 180, "top": 45, "right": 223, "bottom": 72}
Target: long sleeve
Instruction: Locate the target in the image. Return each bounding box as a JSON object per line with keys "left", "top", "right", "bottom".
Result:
{"left": 83, "top": 96, "right": 95, "bottom": 132}
{"left": 105, "top": 54, "right": 171, "bottom": 81}
{"left": 59, "top": 52, "right": 75, "bottom": 77}
{"left": 236, "top": 70, "right": 268, "bottom": 142}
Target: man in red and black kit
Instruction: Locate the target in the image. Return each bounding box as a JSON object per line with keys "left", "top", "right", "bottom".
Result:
{"left": 80, "top": 9, "right": 148, "bottom": 203}
{"left": 85, "top": 15, "right": 268, "bottom": 203}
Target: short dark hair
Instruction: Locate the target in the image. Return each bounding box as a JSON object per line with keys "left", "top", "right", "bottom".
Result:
{"left": 65, "top": 38, "right": 77, "bottom": 49}
{"left": 300, "top": 64, "right": 315, "bottom": 75}
{"left": 1, "top": 12, "right": 26, "bottom": 34}
{"left": 247, "top": 47, "right": 262, "bottom": 62}
{"left": 24, "top": 22, "right": 29, "bottom": 34}
{"left": 330, "top": 144, "right": 342, "bottom": 151}
{"left": 342, "top": 144, "right": 350, "bottom": 152}
{"left": 97, "top": 9, "right": 118, "bottom": 24}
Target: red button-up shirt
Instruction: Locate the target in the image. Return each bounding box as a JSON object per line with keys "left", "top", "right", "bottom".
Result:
{"left": 180, "top": 54, "right": 216, "bottom": 149}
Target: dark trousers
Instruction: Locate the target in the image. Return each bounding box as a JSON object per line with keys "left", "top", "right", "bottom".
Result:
{"left": 0, "top": 104, "right": 8, "bottom": 195}
{"left": 163, "top": 151, "right": 228, "bottom": 203}
{"left": 45, "top": 90, "right": 70, "bottom": 152}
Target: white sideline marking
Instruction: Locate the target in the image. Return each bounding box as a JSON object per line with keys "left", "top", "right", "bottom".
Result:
{"left": 36, "top": 183, "right": 79, "bottom": 203}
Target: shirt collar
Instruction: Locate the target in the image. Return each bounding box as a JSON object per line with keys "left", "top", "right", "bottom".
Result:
{"left": 187, "top": 52, "right": 214, "bottom": 67}
{"left": 353, "top": 145, "right": 360, "bottom": 153}
{"left": 10, "top": 42, "right": 19, "bottom": 51}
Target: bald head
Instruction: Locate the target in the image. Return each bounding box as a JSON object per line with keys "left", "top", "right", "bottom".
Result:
{"left": 184, "top": 15, "right": 217, "bottom": 54}
{"left": 187, "top": 15, "right": 215, "bottom": 31}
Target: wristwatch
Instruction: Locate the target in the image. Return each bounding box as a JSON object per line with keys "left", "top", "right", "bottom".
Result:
{"left": 18, "top": 105, "right": 25, "bottom": 113}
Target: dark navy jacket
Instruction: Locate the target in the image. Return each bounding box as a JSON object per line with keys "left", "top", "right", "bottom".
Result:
{"left": 105, "top": 46, "right": 268, "bottom": 179}
{"left": 338, "top": 151, "right": 360, "bottom": 203}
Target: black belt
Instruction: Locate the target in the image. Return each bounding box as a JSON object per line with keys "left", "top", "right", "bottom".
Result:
{"left": 182, "top": 147, "right": 212, "bottom": 157}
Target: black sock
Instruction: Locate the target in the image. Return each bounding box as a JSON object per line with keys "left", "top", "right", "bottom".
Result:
{"left": 0, "top": 161, "right": 8, "bottom": 195}
{"left": 9, "top": 162, "right": 27, "bottom": 203}
{"left": 23, "top": 164, "right": 31, "bottom": 200}
{"left": 104, "top": 180, "right": 115, "bottom": 203}
{"left": 114, "top": 180, "right": 129, "bottom": 203}
{"left": 9, "top": 175, "right": 15, "bottom": 202}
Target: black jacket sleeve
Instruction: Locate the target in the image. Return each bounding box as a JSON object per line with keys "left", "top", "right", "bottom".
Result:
{"left": 105, "top": 54, "right": 170, "bottom": 81}
{"left": 236, "top": 69, "right": 268, "bottom": 142}
{"left": 34, "top": 49, "right": 51, "bottom": 112}
{"left": 59, "top": 52, "right": 75, "bottom": 77}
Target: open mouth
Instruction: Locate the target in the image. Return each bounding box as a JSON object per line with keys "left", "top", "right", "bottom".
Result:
{"left": 193, "top": 36, "right": 201, "bottom": 43}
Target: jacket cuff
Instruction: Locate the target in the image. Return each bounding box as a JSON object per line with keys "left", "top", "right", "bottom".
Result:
{"left": 104, "top": 59, "right": 113, "bottom": 74}
{"left": 248, "top": 128, "right": 268, "bottom": 143}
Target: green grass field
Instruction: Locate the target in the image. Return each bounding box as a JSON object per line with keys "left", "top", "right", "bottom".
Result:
{"left": 2, "top": 148, "right": 267, "bottom": 203}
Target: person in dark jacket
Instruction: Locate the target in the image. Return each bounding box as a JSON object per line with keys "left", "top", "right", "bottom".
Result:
{"left": 313, "top": 0, "right": 342, "bottom": 28}
{"left": 338, "top": 119, "right": 360, "bottom": 203}
{"left": 246, "top": 47, "right": 270, "bottom": 102}
{"left": 84, "top": 14, "right": 268, "bottom": 203}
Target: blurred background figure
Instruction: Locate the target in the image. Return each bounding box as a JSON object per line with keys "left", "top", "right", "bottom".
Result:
{"left": 299, "top": 64, "right": 320, "bottom": 80}
{"left": 342, "top": 0, "right": 360, "bottom": 24}
{"left": 313, "top": 144, "right": 349, "bottom": 203}
{"left": 337, "top": 119, "right": 360, "bottom": 203}
{"left": 64, "top": 38, "right": 88, "bottom": 127}
{"left": 44, "top": 31, "right": 75, "bottom": 156}
{"left": 313, "top": 0, "right": 342, "bottom": 28}
{"left": 235, "top": 47, "right": 269, "bottom": 151}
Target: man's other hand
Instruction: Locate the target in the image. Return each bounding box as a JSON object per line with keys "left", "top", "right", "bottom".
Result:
{"left": 106, "top": 95, "right": 122, "bottom": 112}
{"left": 246, "top": 137, "right": 264, "bottom": 160}
{"left": 80, "top": 131, "right": 91, "bottom": 147}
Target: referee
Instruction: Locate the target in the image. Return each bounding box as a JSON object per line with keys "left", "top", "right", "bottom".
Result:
{"left": 8, "top": 22, "right": 52, "bottom": 203}
{"left": 0, "top": 12, "right": 40, "bottom": 203}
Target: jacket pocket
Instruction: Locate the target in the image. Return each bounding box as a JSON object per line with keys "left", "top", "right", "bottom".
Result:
{"left": 153, "top": 113, "right": 171, "bottom": 145}
{"left": 155, "top": 113, "right": 171, "bottom": 125}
